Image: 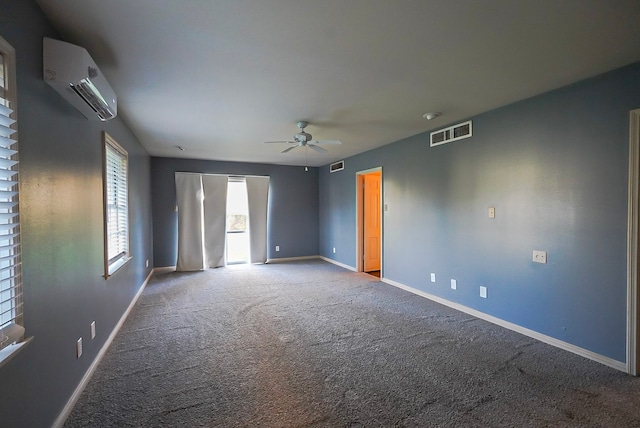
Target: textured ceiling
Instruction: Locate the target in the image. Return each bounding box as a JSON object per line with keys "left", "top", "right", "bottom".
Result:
{"left": 35, "top": 0, "right": 640, "bottom": 166}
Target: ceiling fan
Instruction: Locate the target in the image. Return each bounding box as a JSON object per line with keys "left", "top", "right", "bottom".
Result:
{"left": 264, "top": 121, "right": 342, "bottom": 153}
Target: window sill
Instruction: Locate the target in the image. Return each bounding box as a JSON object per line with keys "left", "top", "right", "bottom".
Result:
{"left": 0, "top": 336, "right": 33, "bottom": 369}
{"left": 105, "top": 256, "right": 132, "bottom": 279}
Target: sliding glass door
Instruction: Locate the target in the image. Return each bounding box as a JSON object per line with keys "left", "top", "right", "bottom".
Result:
{"left": 226, "top": 178, "right": 250, "bottom": 264}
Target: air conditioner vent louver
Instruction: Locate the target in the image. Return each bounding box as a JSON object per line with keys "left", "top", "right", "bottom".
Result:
{"left": 430, "top": 120, "right": 472, "bottom": 147}
{"left": 71, "top": 80, "right": 115, "bottom": 121}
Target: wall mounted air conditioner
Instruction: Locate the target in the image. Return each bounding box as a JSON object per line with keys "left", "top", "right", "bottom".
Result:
{"left": 43, "top": 37, "right": 117, "bottom": 121}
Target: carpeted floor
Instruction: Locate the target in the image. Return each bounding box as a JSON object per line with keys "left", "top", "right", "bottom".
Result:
{"left": 64, "top": 259, "right": 640, "bottom": 427}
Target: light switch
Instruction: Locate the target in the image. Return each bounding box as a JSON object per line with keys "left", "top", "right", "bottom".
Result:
{"left": 480, "top": 286, "right": 488, "bottom": 298}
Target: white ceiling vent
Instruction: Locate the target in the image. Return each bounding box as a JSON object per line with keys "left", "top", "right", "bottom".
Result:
{"left": 430, "top": 120, "right": 472, "bottom": 147}
{"left": 330, "top": 160, "right": 344, "bottom": 173}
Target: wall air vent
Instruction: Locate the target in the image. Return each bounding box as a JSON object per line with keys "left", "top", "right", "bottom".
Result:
{"left": 330, "top": 160, "right": 344, "bottom": 173}
{"left": 430, "top": 120, "right": 472, "bottom": 147}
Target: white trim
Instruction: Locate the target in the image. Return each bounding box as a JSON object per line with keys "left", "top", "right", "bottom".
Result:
{"left": 381, "top": 277, "right": 627, "bottom": 373}
{"left": 628, "top": 109, "right": 640, "bottom": 375}
{"left": 319, "top": 256, "right": 357, "bottom": 272}
{"left": 266, "top": 255, "right": 320, "bottom": 264}
{"left": 52, "top": 270, "right": 153, "bottom": 428}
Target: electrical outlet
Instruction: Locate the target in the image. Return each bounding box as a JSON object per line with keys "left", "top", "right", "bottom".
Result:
{"left": 332, "top": 247, "right": 336, "bottom": 254}
{"left": 275, "top": 245, "right": 280, "bottom": 252}
{"left": 76, "top": 337, "right": 83, "bottom": 358}
{"left": 451, "top": 279, "right": 457, "bottom": 290}
{"left": 90, "top": 321, "right": 96, "bottom": 339}
{"left": 480, "top": 286, "right": 488, "bottom": 299}
{"left": 430, "top": 273, "right": 436, "bottom": 283}
{"left": 488, "top": 207, "right": 495, "bottom": 219}
{"left": 533, "top": 250, "right": 547, "bottom": 264}
{"left": 145, "top": 259, "right": 149, "bottom": 268}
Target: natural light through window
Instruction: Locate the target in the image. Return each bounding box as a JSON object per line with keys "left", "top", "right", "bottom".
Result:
{"left": 226, "top": 178, "right": 249, "bottom": 264}
{"left": 0, "top": 35, "right": 30, "bottom": 366}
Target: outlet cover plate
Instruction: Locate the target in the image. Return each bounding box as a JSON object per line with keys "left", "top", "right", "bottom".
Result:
{"left": 76, "top": 337, "right": 83, "bottom": 358}
{"left": 533, "top": 250, "right": 547, "bottom": 264}
{"left": 430, "top": 273, "right": 436, "bottom": 283}
{"left": 480, "top": 286, "right": 487, "bottom": 298}
{"left": 451, "top": 279, "right": 457, "bottom": 290}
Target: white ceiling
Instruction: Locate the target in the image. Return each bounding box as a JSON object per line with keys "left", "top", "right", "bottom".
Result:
{"left": 35, "top": 0, "right": 640, "bottom": 167}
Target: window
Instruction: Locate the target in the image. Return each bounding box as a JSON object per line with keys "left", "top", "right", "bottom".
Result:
{"left": 103, "top": 133, "right": 130, "bottom": 277}
{"left": 0, "top": 35, "right": 29, "bottom": 366}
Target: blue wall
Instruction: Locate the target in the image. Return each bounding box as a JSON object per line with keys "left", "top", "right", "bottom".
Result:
{"left": 151, "top": 157, "right": 319, "bottom": 267}
{"left": 320, "top": 63, "right": 640, "bottom": 363}
{"left": 0, "top": 2, "right": 153, "bottom": 427}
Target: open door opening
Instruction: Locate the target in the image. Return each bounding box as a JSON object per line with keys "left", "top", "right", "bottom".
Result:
{"left": 356, "top": 168, "right": 382, "bottom": 277}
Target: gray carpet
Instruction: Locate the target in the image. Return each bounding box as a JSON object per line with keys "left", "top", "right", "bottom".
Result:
{"left": 64, "top": 259, "right": 640, "bottom": 427}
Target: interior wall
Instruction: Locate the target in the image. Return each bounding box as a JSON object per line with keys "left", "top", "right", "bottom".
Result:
{"left": 320, "top": 62, "right": 640, "bottom": 364}
{"left": 151, "top": 157, "right": 319, "bottom": 267}
{"left": 0, "top": 2, "right": 153, "bottom": 427}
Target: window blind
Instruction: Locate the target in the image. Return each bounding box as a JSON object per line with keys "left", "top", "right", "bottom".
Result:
{"left": 0, "top": 48, "right": 24, "bottom": 351}
{"left": 104, "top": 136, "right": 129, "bottom": 275}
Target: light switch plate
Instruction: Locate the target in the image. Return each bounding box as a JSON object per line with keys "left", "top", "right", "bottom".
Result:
{"left": 480, "top": 286, "right": 487, "bottom": 298}
{"left": 533, "top": 250, "right": 547, "bottom": 264}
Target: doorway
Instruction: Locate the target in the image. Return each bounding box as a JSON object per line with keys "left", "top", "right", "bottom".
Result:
{"left": 356, "top": 168, "right": 382, "bottom": 277}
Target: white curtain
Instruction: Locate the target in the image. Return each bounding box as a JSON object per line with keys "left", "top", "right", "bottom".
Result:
{"left": 202, "top": 175, "right": 228, "bottom": 268}
{"left": 175, "top": 173, "right": 204, "bottom": 271}
{"left": 175, "top": 172, "right": 270, "bottom": 269}
{"left": 246, "top": 176, "right": 270, "bottom": 263}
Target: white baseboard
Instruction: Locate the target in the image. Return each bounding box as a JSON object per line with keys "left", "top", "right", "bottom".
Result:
{"left": 319, "top": 256, "right": 357, "bottom": 272}
{"left": 381, "top": 277, "right": 627, "bottom": 373}
{"left": 52, "top": 270, "right": 154, "bottom": 428}
{"left": 266, "top": 255, "right": 320, "bottom": 263}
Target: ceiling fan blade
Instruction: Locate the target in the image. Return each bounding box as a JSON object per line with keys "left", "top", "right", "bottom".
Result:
{"left": 309, "top": 144, "right": 327, "bottom": 153}
{"left": 264, "top": 140, "right": 295, "bottom": 144}
{"left": 281, "top": 146, "right": 298, "bottom": 153}
{"left": 312, "top": 139, "right": 342, "bottom": 145}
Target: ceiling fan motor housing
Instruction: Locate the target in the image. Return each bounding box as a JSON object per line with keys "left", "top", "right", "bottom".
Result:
{"left": 295, "top": 131, "right": 312, "bottom": 143}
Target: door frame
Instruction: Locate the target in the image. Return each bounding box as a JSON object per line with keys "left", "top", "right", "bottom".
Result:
{"left": 356, "top": 167, "right": 383, "bottom": 273}
{"left": 627, "top": 109, "right": 640, "bottom": 375}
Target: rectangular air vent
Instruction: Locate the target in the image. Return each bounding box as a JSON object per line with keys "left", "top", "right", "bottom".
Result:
{"left": 430, "top": 120, "right": 472, "bottom": 147}
{"left": 330, "top": 160, "right": 344, "bottom": 173}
